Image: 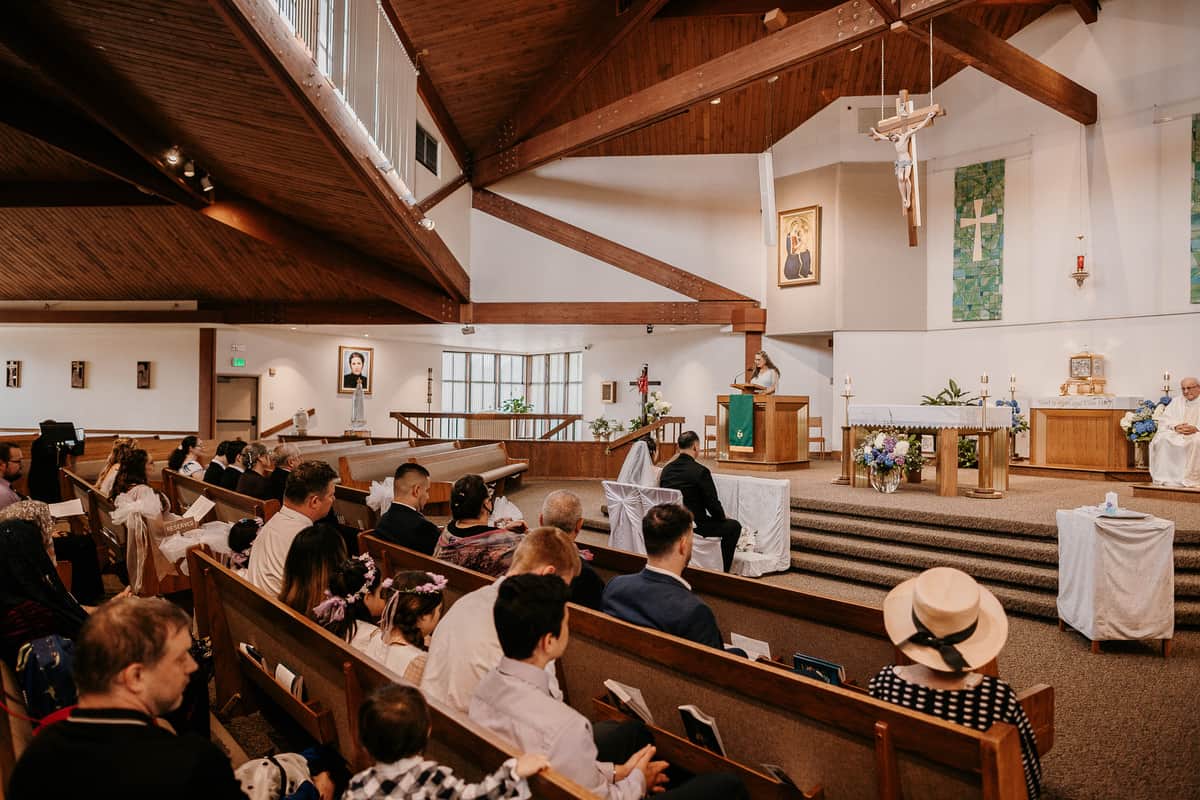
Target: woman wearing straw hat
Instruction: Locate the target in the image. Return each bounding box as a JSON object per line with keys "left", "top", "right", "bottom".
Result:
{"left": 871, "top": 567, "right": 1042, "bottom": 799}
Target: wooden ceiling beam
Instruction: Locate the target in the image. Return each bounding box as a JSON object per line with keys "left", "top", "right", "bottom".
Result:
{"left": 0, "top": 181, "right": 170, "bottom": 208}
{"left": 473, "top": 0, "right": 890, "bottom": 186}
{"left": 378, "top": 1, "right": 473, "bottom": 173}
{"left": 865, "top": 0, "right": 899, "bottom": 23}
{"left": 417, "top": 174, "right": 470, "bottom": 215}
{"left": 1068, "top": 0, "right": 1098, "bottom": 24}
{"left": 210, "top": 0, "right": 470, "bottom": 301}
{"left": 0, "top": 8, "right": 211, "bottom": 210}
{"left": 0, "top": 310, "right": 226, "bottom": 325}
{"left": 918, "top": 12, "right": 1097, "bottom": 124}
{"left": 473, "top": 189, "right": 753, "bottom": 301}
{"left": 467, "top": 301, "right": 755, "bottom": 326}
{"left": 656, "top": 0, "right": 835, "bottom": 17}
{"left": 495, "top": 0, "right": 672, "bottom": 151}
{"left": 200, "top": 192, "right": 459, "bottom": 323}
{"left": 0, "top": 80, "right": 205, "bottom": 209}
{"left": 213, "top": 303, "right": 428, "bottom": 325}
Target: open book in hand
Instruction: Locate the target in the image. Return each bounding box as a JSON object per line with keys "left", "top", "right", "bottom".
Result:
{"left": 604, "top": 678, "right": 654, "bottom": 726}
{"left": 678, "top": 704, "right": 725, "bottom": 757}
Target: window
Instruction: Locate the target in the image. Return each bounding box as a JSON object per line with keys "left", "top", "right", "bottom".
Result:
{"left": 416, "top": 124, "right": 439, "bottom": 175}
{"left": 441, "top": 350, "right": 583, "bottom": 439}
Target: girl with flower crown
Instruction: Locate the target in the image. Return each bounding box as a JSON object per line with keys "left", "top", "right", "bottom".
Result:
{"left": 311, "top": 552, "right": 386, "bottom": 643}
{"left": 349, "top": 570, "right": 446, "bottom": 685}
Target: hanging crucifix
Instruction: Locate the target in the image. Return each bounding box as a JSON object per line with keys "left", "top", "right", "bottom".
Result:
{"left": 628, "top": 363, "right": 661, "bottom": 427}
{"left": 870, "top": 89, "right": 945, "bottom": 246}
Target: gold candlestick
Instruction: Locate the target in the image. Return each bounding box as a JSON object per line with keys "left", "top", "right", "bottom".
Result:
{"left": 833, "top": 389, "right": 854, "bottom": 486}
{"left": 968, "top": 386, "right": 1004, "bottom": 499}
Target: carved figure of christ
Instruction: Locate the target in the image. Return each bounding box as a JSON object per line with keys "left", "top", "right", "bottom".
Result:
{"left": 629, "top": 363, "right": 661, "bottom": 426}
{"left": 960, "top": 199, "right": 998, "bottom": 262}
{"left": 870, "top": 111, "right": 936, "bottom": 212}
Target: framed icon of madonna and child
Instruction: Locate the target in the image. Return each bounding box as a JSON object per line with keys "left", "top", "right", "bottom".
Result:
{"left": 778, "top": 205, "right": 821, "bottom": 287}
{"left": 338, "top": 346, "right": 374, "bottom": 395}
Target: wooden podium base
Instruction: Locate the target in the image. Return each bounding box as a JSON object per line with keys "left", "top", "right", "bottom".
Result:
{"left": 716, "top": 459, "right": 810, "bottom": 473}
{"left": 715, "top": 394, "right": 810, "bottom": 473}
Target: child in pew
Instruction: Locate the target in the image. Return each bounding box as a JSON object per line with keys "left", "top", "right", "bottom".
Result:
{"left": 351, "top": 570, "right": 447, "bottom": 685}
{"left": 310, "top": 553, "right": 385, "bottom": 642}
{"left": 870, "top": 567, "right": 1042, "bottom": 800}
{"left": 279, "top": 524, "right": 347, "bottom": 616}
{"left": 345, "top": 684, "right": 549, "bottom": 800}
{"left": 227, "top": 516, "right": 263, "bottom": 571}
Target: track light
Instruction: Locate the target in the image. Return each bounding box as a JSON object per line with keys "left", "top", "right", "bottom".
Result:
{"left": 183, "top": 160, "right": 195, "bottom": 177}
{"left": 164, "top": 147, "right": 181, "bottom": 166}
{"left": 419, "top": 217, "right": 435, "bottom": 231}
{"left": 199, "top": 175, "right": 214, "bottom": 192}
{"left": 646, "top": 324, "right": 654, "bottom": 334}
{"left": 710, "top": 97, "right": 721, "bottom": 105}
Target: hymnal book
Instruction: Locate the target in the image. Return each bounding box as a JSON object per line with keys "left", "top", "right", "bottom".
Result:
{"left": 183, "top": 495, "right": 216, "bottom": 522}
{"left": 604, "top": 679, "right": 654, "bottom": 725}
{"left": 274, "top": 661, "right": 306, "bottom": 701}
{"left": 48, "top": 499, "right": 85, "bottom": 518}
{"left": 761, "top": 764, "right": 798, "bottom": 788}
{"left": 729, "top": 632, "right": 771, "bottom": 661}
{"left": 678, "top": 704, "right": 725, "bottom": 756}
{"left": 238, "top": 642, "right": 266, "bottom": 668}
{"left": 792, "top": 652, "right": 846, "bottom": 686}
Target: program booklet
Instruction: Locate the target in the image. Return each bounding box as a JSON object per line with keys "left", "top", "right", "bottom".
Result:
{"left": 274, "top": 661, "right": 307, "bottom": 701}
{"left": 678, "top": 704, "right": 725, "bottom": 756}
{"left": 729, "top": 632, "right": 771, "bottom": 661}
{"left": 792, "top": 652, "right": 846, "bottom": 686}
{"left": 604, "top": 678, "right": 654, "bottom": 725}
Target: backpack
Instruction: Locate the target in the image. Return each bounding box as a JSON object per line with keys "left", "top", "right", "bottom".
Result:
{"left": 16, "top": 635, "right": 78, "bottom": 720}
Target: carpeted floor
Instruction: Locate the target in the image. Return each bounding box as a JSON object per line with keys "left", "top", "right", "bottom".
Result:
{"left": 505, "top": 478, "right": 1200, "bottom": 800}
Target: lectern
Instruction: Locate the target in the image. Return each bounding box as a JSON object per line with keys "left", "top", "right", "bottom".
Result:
{"left": 716, "top": 394, "right": 810, "bottom": 471}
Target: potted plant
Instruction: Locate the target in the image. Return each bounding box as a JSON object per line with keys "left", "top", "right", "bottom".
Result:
{"left": 921, "top": 378, "right": 980, "bottom": 467}
{"left": 588, "top": 417, "right": 612, "bottom": 441}
{"left": 500, "top": 397, "right": 533, "bottom": 413}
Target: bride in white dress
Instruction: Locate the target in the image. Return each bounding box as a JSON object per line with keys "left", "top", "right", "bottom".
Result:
{"left": 617, "top": 437, "right": 659, "bottom": 487}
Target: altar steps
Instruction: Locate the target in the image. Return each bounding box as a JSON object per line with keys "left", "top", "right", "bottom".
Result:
{"left": 788, "top": 500, "right": 1200, "bottom": 626}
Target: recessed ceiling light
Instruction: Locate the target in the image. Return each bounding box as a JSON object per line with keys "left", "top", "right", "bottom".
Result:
{"left": 290, "top": 326, "right": 297, "bottom": 331}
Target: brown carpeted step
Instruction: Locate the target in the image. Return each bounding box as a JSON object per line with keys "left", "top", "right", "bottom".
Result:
{"left": 790, "top": 496, "right": 1059, "bottom": 537}
{"left": 791, "top": 510, "right": 1060, "bottom": 565}
{"left": 791, "top": 529, "right": 1061, "bottom": 591}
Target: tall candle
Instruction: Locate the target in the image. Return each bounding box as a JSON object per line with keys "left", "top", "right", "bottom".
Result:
{"left": 981, "top": 373, "right": 989, "bottom": 384}
{"left": 1009, "top": 374, "right": 1016, "bottom": 387}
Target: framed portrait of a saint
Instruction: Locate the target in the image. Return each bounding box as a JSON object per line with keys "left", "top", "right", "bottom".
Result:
{"left": 778, "top": 205, "right": 821, "bottom": 287}
{"left": 338, "top": 346, "right": 373, "bottom": 395}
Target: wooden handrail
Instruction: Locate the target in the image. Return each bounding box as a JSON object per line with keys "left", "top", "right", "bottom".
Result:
{"left": 605, "top": 415, "right": 684, "bottom": 454}
{"left": 261, "top": 408, "right": 315, "bottom": 438}
{"left": 390, "top": 411, "right": 583, "bottom": 440}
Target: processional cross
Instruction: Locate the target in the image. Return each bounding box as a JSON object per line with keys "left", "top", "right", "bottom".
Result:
{"left": 869, "top": 89, "right": 945, "bottom": 247}
{"left": 628, "top": 363, "right": 661, "bottom": 427}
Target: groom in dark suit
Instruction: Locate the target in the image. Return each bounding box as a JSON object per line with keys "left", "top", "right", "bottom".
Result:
{"left": 601, "top": 503, "right": 725, "bottom": 650}
{"left": 373, "top": 462, "right": 441, "bottom": 555}
{"left": 658, "top": 430, "right": 741, "bottom": 571}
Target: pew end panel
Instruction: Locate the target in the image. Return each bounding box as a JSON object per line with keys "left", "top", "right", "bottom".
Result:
{"left": 1016, "top": 684, "right": 1054, "bottom": 757}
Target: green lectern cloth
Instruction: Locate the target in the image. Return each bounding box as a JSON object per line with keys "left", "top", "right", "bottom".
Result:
{"left": 728, "top": 394, "right": 755, "bottom": 453}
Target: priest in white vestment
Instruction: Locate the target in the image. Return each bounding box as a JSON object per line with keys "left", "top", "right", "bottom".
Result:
{"left": 1150, "top": 377, "right": 1200, "bottom": 487}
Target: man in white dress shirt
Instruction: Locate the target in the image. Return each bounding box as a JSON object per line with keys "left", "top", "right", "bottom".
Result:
{"left": 421, "top": 528, "right": 580, "bottom": 713}
{"left": 1150, "top": 377, "right": 1200, "bottom": 487}
{"left": 245, "top": 461, "right": 337, "bottom": 595}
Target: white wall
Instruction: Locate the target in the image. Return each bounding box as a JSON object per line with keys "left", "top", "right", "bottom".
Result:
{"left": 475, "top": 155, "right": 765, "bottom": 302}
{"left": 215, "top": 328, "right": 448, "bottom": 438}
{"left": 0, "top": 327, "right": 198, "bottom": 431}
{"left": 414, "top": 99, "right": 471, "bottom": 271}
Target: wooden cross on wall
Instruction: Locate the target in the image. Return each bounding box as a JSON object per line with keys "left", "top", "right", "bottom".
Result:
{"left": 870, "top": 89, "right": 946, "bottom": 247}
{"left": 629, "top": 363, "right": 661, "bottom": 426}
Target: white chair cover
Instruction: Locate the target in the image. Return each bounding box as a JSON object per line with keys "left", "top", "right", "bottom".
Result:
{"left": 617, "top": 441, "right": 658, "bottom": 487}
{"left": 602, "top": 481, "right": 725, "bottom": 570}
{"left": 712, "top": 474, "right": 791, "bottom": 577}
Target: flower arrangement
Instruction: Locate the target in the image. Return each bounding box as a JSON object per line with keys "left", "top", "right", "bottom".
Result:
{"left": 995, "top": 399, "right": 1029, "bottom": 434}
{"left": 1119, "top": 398, "right": 1169, "bottom": 442}
{"left": 855, "top": 430, "right": 922, "bottom": 475}
{"left": 630, "top": 391, "right": 672, "bottom": 430}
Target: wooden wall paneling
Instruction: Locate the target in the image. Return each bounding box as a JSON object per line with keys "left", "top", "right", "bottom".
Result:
{"left": 472, "top": 189, "right": 752, "bottom": 301}
{"left": 0, "top": 181, "right": 171, "bottom": 207}
{"left": 199, "top": 328, "right": 216, "bottom": 440}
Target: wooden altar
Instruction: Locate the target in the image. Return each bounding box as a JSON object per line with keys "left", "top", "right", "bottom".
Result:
{"left": 715, "top": 394, "right": 809, "bottom": 471}
{"left": 1021, "top": 397, "right": 1144, "bottom": 479}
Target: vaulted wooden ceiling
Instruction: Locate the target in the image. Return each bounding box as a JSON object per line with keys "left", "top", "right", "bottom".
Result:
{"left": 0, "top": 0, "right": 1097, "bottom": 325}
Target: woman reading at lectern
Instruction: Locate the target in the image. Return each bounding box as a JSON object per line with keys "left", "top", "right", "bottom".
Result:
{"left": 748, "top": 350, "right": 780, "bottom": 395}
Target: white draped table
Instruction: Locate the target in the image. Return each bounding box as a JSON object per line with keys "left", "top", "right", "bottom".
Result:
{"left": 1055, "top": 507, "right": 1175, "bottom": 655}
{"left": 846, "top": 405, "right": 1012, "bottom": 498}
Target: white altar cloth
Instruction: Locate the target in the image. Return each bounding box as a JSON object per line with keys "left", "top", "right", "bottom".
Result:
{"left": 1056, "top": 507, "right": 1175, "bottom": 642}
{"left": 849, "top": 404, "right": 1011, "bottom": 429}
{"left": 1031, "top": 396, "right": 1142, "bottom": 410}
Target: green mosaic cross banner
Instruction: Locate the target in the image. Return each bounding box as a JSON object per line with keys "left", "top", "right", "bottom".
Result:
{"left": 1191, "top": 114, "right": 1200, "bottom": 303}
{"left": 953, "top": 159, "right": 1005, "bottom": 321}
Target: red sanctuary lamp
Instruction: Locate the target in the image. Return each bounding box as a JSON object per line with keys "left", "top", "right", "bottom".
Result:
{"left": 1072, "top": 233, "right": 1089, "bottom": 287}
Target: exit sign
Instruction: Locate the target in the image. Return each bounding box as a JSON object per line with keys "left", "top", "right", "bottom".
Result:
{"left": 230, "top": 357, "right": 246, "bottom": 368}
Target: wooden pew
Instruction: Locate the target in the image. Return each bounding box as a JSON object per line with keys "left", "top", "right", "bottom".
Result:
{"left": 338, "top": 441, "right": 461, "bottom": 489}
{"left": 292, "top": 440, "right": 392, "bottom": 469}
{"left": 89, "top": 484, "right": 188, "bottom": 596}
{"left": 60, "top": 468, "right": 105, "bottom": 561}
{"left": 162, "top": 469, "right": 280, "bottom": 523}
{"left": 360, "top": 536, "right": 1054, "bottom": 800}
{"left": 411, "top": 442, "right": 529, "bottom": 497}
{"left": 332, "top": 484, "right": 378, "bottom": 532}
{"left": 186, "top": 548, "right": 593, "bottom": 799}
